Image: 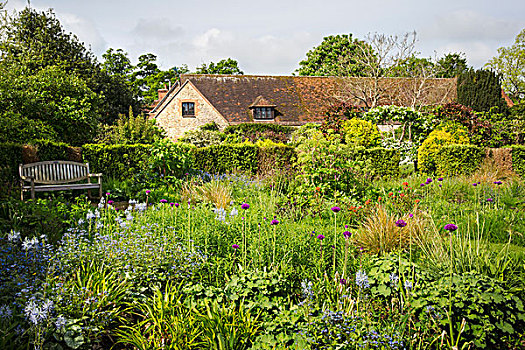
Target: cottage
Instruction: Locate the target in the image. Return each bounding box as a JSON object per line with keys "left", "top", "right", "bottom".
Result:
{"left": 149, "top": 74, "right": 457, "bottom": 140}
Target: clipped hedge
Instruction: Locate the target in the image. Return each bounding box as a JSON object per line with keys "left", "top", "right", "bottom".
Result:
{"left": 31, "top": 139, "right": 70, "bottom": 161}
{"left": 224, "top": 123, "right": 295, "bottom": 135}
{"left": 257, "top": 145, "right": 296, "bottom": 175}
{"left": 510, "top": 145, "right": 525, "bottom": 177}
{"left": 436, "top": 144, "right": 484, "bottom": 176}
{"left": 346, "top": 146, "right": 400, "bottom": 178}
{"left": 194, "top": 143, "right": 258, "bottom": 174}
{"left": 82, "top": 144, "right": 151, "bottom": 180}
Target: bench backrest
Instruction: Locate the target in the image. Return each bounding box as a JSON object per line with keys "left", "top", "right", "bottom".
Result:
{"left": 19, "top": 161, "right": 90, "bottom": 184}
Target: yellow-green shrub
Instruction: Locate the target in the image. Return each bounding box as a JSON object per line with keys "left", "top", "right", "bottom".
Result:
{"left": 342, "top": 119, "right": 381, "bottom": 147}
{"left": 418, "top": 123, "right": 470, "bottom": 174}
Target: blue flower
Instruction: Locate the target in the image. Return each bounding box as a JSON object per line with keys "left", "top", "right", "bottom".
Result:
{"left": 355, "top": 270, "right": 370, "bottom": 289}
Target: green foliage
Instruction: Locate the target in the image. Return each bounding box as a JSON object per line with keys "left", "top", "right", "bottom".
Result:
{"left": 0, "top": 64, "right": 100, "bottom": 145}
{"left": 195, "top": 58, "right": 244, "bottom": 75}
{"left": 194, "top": 143, "right": 258, "bottom": 174}
{"left": 319, "top": 103, "right": 363, "bottom": 140}
{"left": 296, "top": 34, "right": 372, "bottom": 76}
{"left": 256, "top": 143, "right": 296, "bottom": 175}
{"left": 150, "top": 139, "right": 196, "bottom": 178}
{"left": 436, "top": 144, "right": 484, "bottom": 176}
{"left": 511, "top": 145, "right": 525, "bottom": 177}
{"left": 486, "top": 28, "right": 525, "bottom": 102}
{"left": 347, "top": 146, "right": 400, "bottom": 178}
{"left": 435, "top": 52, "right": 469, "bottom": 78}
{"left": 457, "top": 68, "right": 508, "bottom": 112}
{"left": 82, "top": 144, "right": 151, "bottom": 180}
{"left": 179, "top": 129, "right": 224, "bottom": 148}
{"left": 96, "top": 107, "right": 164, "bottom": 144}
{"left": 342, "top": 119, "right": 381, "bottom": 147}
{"left": 0, "top": 111, "right": 57, "bottom": 144}
{"left": 418, "top": 124, "right": 470, "bottom": 174}
{"left": 0, "top": 143, "right": 24, "bottom": 196}
{"left": 224, "top": 123, "right": 294, "bottom": 136}
{"left": 31, "top": 139, "right": 70, "bottom": 161}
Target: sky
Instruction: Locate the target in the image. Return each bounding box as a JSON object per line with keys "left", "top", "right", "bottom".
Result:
{"left": 5, "top": 0, "right": 525, "bottom": 75}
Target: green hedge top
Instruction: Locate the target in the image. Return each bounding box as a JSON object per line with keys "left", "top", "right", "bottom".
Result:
{"left": 437, "top": 144, "right": 484, "bottom": 176}
{"left": 224, "top": 123, "right": 295, "bottom": 135}
{"left": 82, "top": 144, "right": 152, "bottom": 179}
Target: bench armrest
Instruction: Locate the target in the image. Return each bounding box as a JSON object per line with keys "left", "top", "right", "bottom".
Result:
{"left": 20, "top": 175, "right": 34, "bottom": 181}
{"left": 88, "top": 173, "right": 103, "bottom": 177}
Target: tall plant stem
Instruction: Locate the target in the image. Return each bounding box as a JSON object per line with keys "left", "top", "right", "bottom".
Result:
{"left": 333, "top": 213, "right": 337, "bottom": 275}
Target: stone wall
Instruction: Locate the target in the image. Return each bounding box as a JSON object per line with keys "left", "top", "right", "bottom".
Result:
{"left": 153, "top": 83, "right": 229, "bottom": 140}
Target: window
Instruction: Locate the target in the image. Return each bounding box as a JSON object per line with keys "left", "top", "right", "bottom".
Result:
{"left": 254, "top": 107, "right": 274, "bottom": 119}
{"left": 182, "top": 102, "right": 195, "bottom": 116}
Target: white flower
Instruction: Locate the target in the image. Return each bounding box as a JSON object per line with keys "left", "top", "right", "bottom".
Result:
{"left": 230, "top": 207, "right": 238, "bottom": 217}
{"left": 22, "top": 237, "right": 39, "bottom": 250}
{"left": 78, "top": 218, "right": 85, "bottom": 225}
{"left": 8, "top": 230, "right": 20, "bottom": 242}
{"left": 86, "top": 210, "right": 95, "bottom": 220}
{"left": 55, "top": 315, "right": 66, "bottom": 329}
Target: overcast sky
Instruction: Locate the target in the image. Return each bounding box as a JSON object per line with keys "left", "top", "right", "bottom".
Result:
{"left": 5, "top": 0, "right": 525, "bottom": 75}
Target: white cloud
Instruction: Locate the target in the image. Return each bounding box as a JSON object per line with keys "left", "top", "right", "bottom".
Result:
{"left": 58, "top": 13, "right": 106, "bottom": 54}
{"left": 132, "top": 18, "right": 184, "bottom": 40}
{"left": 435, "top": 41, "right": 495, "bottom": 68}
{"left": 422, "top": 10, "right": 522, "bottom": 42}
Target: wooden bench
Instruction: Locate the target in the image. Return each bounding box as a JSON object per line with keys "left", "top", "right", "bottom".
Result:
{"left": 19, "top": 161, "right": 102, "bottom": 200}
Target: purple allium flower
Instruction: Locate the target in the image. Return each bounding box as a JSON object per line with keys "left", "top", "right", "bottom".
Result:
{"left": 170, "top": 202, "right": 174, "bottom": 207}
{"left": 160, "top": 199, "right": 168, "bottom": 203}
{"left": 420, "top": 183, "right": 425, "bottom": 187}
{"left": 439, "top": 184, "right": 442, "bottom": 187}
{"left": 395, "top": 219, "right": 407, "bottom": 228}
{"left": 494, "top": 181, "right": 503, "bottom": 185}
{"left": 174, "top": 203, "right": 179, "bottom": 208}
{"left": 317, "top": 234, "right": 325, "bottom": 240}
{"left": 271, "top": 219, "right": 279, "bottom": 225}
{"left": 331, "top": 206, "right": 341, "bottom": 213}
{"left": 241, "top": 203, "right": 250, "bottom": 210}
{"left": 345, "top": 225, "right": 348, "bottom": 229}
{"left": 340, "top": 278, "right": 347, "bottom": 285}
{"left": 263, "top": 217, "right": 267, "bottom": 220}
{"left": 437, "top": 177, "right": 444, "bottom": 181}
{"left": 108, "top": 200, "right": 114, "bottom": 205}
{"left": 343, "top": 231, "right": 352, "bottom": 238}
{"left": 145, "top": 190, "right": 151, "bottom": 194}
{"left": 232, "top": 244, "right": 239, "bottom": 249}
{"left": 444, "top": 224, "right": 458, "bottom": 232}
{"left": 409, "top": 213, "right": 414, "bottom": 218}
{"left": 472, "top": 183, "right": 477, "bottom": 187}
{"left": 487, "top": 198, "right": 494, "bottom": 202}
{"left": 426, "top": 178, "right": 433, "bottom": 183}
{"left": 106, "top": 192, "right": 111, "bottom": 196}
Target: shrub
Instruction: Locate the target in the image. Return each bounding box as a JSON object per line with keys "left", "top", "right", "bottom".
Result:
{"left": 457, "top": 69, "right": 508, "bottom": 113}
{"left": 179, "top": 129, "right": 224, "bottom": 148}
{"left": 149, "top": 139, "right": 196, "bottom": 178}
{"left": 224, "top": 123, "right": 294, "bottom": 135}
{"left": 82, "top": 144, "right": 151, "bottom": 180}
{"left": 436, "top": 144, "right": 484, "bottom": 176}
{"left": 346, "top": 147, "right": 400, "bottom": 178}
{"left": 256, "top": 141, "right": 296, "bottom": 176}
{"left": 510, "top": 145, "right": 525, "bottom": 177}
{"left": 342, "top": 119, "right": 381, "bottom": 147}
{"left": 418, "top": 124, "right": 470, "bottom": 174}
{"left": 0, "top": 143, "right": 24, "bottom": 196}
{"left": 194, "top": 143, "right": 258, "bottom": 174}
{"left": 31, "top": 139, "right": 70, "bottom": 161}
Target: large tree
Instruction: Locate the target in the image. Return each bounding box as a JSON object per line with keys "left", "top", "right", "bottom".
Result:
{"left": 486, "top": 28, "right": 525, "bottom": 102}
{"left": 0, "top": 8, "right": 139, "bottom": 126}
{"left": 195, "top": 58, "right": 244, "bottom": 75}
{"left": 295, "top": 34, "right": 372, "bottom": 77}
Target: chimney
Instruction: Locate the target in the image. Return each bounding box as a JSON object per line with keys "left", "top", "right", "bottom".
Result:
{"left": 158, "top": 88, "right": 168, "bottom": 101}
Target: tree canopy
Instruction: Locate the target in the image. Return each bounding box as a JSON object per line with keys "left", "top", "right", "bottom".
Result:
{"left": 195, "top": 58, "right": 244, "bottom": 75}
{"left": 296, "top": 34, "right": 372, "bottom": 76}
{"left": 486, "top": 28, "right": 525, "bottom": 102}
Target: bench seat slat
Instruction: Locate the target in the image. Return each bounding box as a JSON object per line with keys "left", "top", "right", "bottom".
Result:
{"left": 22, "top": 183, "right": 100, "bottom": 191}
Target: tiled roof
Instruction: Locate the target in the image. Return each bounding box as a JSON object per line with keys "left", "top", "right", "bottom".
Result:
{"left": 163, "top": 74, "right": 457, "bottom": 125}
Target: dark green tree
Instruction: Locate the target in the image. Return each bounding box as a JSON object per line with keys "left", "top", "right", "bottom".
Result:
{"left": 102, "top": 48, "right": 133, "bottom": 77}
{"left": 457, "top": 69, "right": 508, "bottom": 112}
{"left": 195, "top": 58, "right": 244, "bottom": 75}
{"left": 295, "top": 34, "right": 371, "bottom": 76}
{"left": 436, "top": 53, "right": 469, "bottom": 78}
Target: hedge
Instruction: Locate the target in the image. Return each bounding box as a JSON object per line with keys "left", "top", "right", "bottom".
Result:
{"left": 82, "top": 144, "right": 151, "bottom": 180}
{"left": 510, "top": 145, "right": 525, "bottom": 177}
{"left": 436, "top": 144, "right": 484, "bottom": 176}
{"left": 346, "top": 147, "right": 400, "bottom": 178}
{"left": 194, "top": 144, "right": 259, "bottom": 174}
{"left": 257, "top": 145, "right": 296, "bottom": 175}
{"left": 224, "top": 123, "right": 295, "bottom": 135}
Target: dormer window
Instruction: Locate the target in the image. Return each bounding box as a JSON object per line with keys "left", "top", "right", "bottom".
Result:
{"left": 254, "top": 107, "right": 274, "bottom": 119}
{"left": 249, "top": 95, "right": 276, "bottom": 120}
